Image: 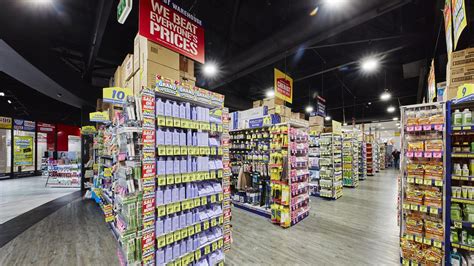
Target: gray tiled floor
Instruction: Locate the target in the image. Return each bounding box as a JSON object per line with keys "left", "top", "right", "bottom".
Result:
{"left": 0, "top": 170, "right": 400, "bottom": 265}
{"left": 0, "top": 175, "right": 78, "bottom": 223}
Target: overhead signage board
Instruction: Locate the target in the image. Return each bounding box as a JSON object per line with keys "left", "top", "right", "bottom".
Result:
{"left": 332, "top": 120, "right": 342, "bottom": 134}
{"left": 117, "top": 0, "right": 133, "bottom": 24}
{"left": 139, "top": 0, "right": 205, "bottom": 63}
{"left": 0, "top": 116, "right": 12, "bottom": 129}
{"left": 452, "top": 0, "right": 467, "bottom": 49}
{"left": 274, "top": 68, "right": 293, "bottom": 104}
{"left": 13, "top": 119, "right": 35, "bottom": 132}
{"left": 89, "top": 111, "right": 110, "bottom": 123}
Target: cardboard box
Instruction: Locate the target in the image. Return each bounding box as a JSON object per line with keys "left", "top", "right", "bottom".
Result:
{"left": 122, "top": 53, "right": 134, "bottom": 82}
{"left": 124, "top": 77, "right": 133, "bottom": 93}
{"left": 446, "top": 85, "right": 458, "bottom": 100}
{"left": 262, "top": 98, "right": 285, "bottom": 109}
{"left": 133, "top": 72, "right": 140, "bottom": 96}
{"left": 138, "top": 60, "right": 180, "bottom": 90}
{"left": 179, "top": 55, "right": 195, "bottom": 77}
{"left": 135, "top": 35, "right": 180, "bottom": 71}
{"left": 309, "top": 125, "right": 324, "bottom": 134}
{"left": 309, "top": 116, "right": 324, "bottom": 126}
{"left": 451, "top": 48, "right": 474, "bottom": 62}
{"left": 239, "top": 107, "right": 268, "bottom": 120}
{"left": 179, "top": 71, "right": 196, "bottom": 84}
{"left": 450, "top": 76, "right": 474, "bottom": 88}
{"left": 291, "top": 112, "right": 304, "bottom": 120}
{"left": 253, "top": 100, "right": 262, "bottom": 108}
{"left": 114, "top": 66, "right": 122, "bottom": 87}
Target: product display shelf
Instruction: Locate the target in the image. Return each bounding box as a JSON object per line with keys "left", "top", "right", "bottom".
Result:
{"left": 359, "top": 141, "right": 367, "bottom": 180}
{"left": 46, "top": 161, "right": 81, "bottom": 188}
{"left": 373, "top": 142, "right": 380, "bottom": 173}
{"left": 308, "top": 131, "right": 320, "bottom": 196}
{"left": 366, "top": 142, "right": 374, "bottom": 176}
{"left": 380, "top": 144, "right": 386, "bottom": 170}
{"left": 229, "top": 127, "right": 272, "bottom": 217}
{"left": 318, "top": 133, "right": 343, "bottom": 199}
{"left": 269, "top": 123, "right": 310, "bottom": 228}
{"left": 399, "top": 102, "right": 446, "bottom": 265}
{"left": 342, "top": 133, "right": 359, "bottom": 188}
{"left": 154, "top": 80, "right": 230, "bottom": 265}
{"left": 446, "top": 98, "right": 474, "bottom": 264}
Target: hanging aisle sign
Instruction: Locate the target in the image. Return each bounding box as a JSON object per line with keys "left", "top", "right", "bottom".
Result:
{"left": 89, "top": 111, "right": 110, "bottom": 123}
{"left": 0, "top": 116, "right": 12, "bottom": 129}
{"left": 139, "top": 0, "right": 205, "bottom": 63}
{"left": 444, "top": 0, "right": 453, "bottom": 54}
{"left": 452, "top": 0, "right": 467, "bottom": 49}
{"left": 427, "top": 59, "right": 436, "bottom": 103}
{"left": 274, "top": 68, "right": 293, "bottom": 104}
{"left": 13, "top": 119, "right": 35, "bottom": 132}
{"left": 103, "top": 87, "right": 133, "bottom": 104}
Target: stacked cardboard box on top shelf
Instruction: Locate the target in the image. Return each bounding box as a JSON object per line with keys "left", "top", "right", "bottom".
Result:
{"left": 111, "top": 34, "right": 196, "bottom": 96}
{"left": 447, "top": 47, "right": 474, "bottom": 100}
{"left": 309, "top": 116, "right": 324, "bottom": 134}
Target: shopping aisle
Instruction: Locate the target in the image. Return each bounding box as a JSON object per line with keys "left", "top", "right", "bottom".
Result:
{"left": 226, "top": 169, "right": 400, "bottom": 265}
{"left": 0, "top": 175, "right": 78, "bottom": 223}
{"left": 0, "top": 199, "right": 119, "bottom": 265}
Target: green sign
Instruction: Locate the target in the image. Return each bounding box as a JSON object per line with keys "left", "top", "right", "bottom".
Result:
{"left": 14, "top": 136, "right": 33, "bottom": 166}
{"left": 117, "top": 0, "right": 132, "bottom": 24}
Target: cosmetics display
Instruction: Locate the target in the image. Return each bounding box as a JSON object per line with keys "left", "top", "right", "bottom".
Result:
{"left": 319, "top": 133, "right": 343, "bottom": 199}
{"left": 366, "top": 142, "right": 374, "bottom": 176}
{"left": 399, "top": 102, "right": 445, "bottom": 265}
{"left": 229, "top": 127, "right": 272, "bottom": 216}
{"left": 308, "top": 132, "right": 320, "bottom": 196}
{"left": 342, "top": 133, "right": 359, "bottom": 188}
{"left": 359, "top": 141, "right": 367, "bottom": 180}
{"left": 270, "top": 123, "right": 310, "bottom": 228}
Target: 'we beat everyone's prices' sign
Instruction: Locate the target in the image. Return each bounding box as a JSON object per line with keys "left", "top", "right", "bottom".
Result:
{"left": 139, "top": 0, "right": 205, "bottom": 63}
{"left": 274, "top": 68, "right": 293, "bottom": 104}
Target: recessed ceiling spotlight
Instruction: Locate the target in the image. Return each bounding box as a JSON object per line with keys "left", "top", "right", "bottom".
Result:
{"left": 380, "top": 92, "right": 391, "bottom": 101}
{"left": 361, "top": 57, "right": 379, "bottom": 73}
{"left": 305, "top": 106, "right": 314, "bottom": 113}
{"left": 266, "top": 89, "right": 275, "bottom": 98}
{"left": 396, "top": 123, "right": 400, "bottom": 126}
{"left": 387, "top": 106, "right": 396, "bottom": 113}
{"left": 324, "top": 0, "right": 347, "bottom": 9}
{"left": 7, "top": 100, "right": 12, "bottom": 104}
{"left": 325, "top": 116, "right": 331, "bottom": 121}
{"left": 57, "top": 93, "right": 62, "bottom": 98}
{"left": 202, "top": 62, "right": 218, "bottom": 77}
{"left": 393, "top": 117, "right": 398, "bottom": 121}
{"left": 0, "top": 92, "right": 4, "bottom": 97}
{"left": 367, "top": 102, "right": 372, "bottom": 105}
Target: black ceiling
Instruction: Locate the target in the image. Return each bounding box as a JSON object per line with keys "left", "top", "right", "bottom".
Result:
{"left": 0, "top": 0, "right": 461, "bottom": 125}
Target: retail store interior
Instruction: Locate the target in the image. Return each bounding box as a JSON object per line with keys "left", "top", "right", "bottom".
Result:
{"left": 0, "top": 0, "right": 473, "bottom": 265}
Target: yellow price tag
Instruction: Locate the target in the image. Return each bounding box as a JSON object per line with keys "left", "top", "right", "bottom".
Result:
{"left": 173, "top": 118, "right": 181, "bottom": 127}
{"left": 217, "top": 170, "right": 223, "bottom": 178}
{"left": 157, "top": 175, "right": 166, "bottom": 186}
{"left": 455, "top": 221, "right": 462, "bottom": 228}
{"left": 217, "top": 124, "right": 223, "bottom": 132}
{"left": 210, "top": 148, "right": 217, "bottom": 155}
{"left": 203, "top": 220, "right": 210, "bottom": 230}
{"left": 182, "top": 173, "right": 190, "bottom": 183}
{"left": 402, "top": 259, "right": 409, "bottom": 266}
{"left": 166, "top": 204, "right": 175, "bottom": 215}
{"left": 181, "top": 228, "right": 188, "bottom": 238}
{"left": 415, "top": 236, "right": 423, "bottom": 243}
{"left": 402, "top": 203, "right": 410, "bottom": 210}
{"left": 157, "top": 116, "right": 166, "bottom": 126}
{"left": 204, "top": 245, "right": 211, "bottom": 255}
{"left": 218, "top": 239, "right": 223, "bottom": 248}
{"left": 219, "top": 216, "right": 224, "bottom": 224}
{"left": 407, "top": 178, "right": 414, "bottom": 183}
{"left": 201, "top": 196, "right": 208, "bottom": 205}
{"left": 415, "top": 178, "right": 423, "bottom": 184}
{"left": 194, "top": 250, "right": 201, "bottom": 260}
{"left": 157, "top": 235, "right": 166, "bottom": 248}
{"left": 194, "top": 198, "right": 201, "bottom": 206}
{"left": 211, "top": 218, "right": 217, "bottom": 227}
{"left": 423, "top": 238, "right": 432, "bottom": 245}
{"left": 173, "top": 231, "right": 181, "bottom": 242}
{"left": 166, "top": 146, "right": 174, "bottom": 156}
{"left": 433, "top": 240, "right": 442, "bottom": 248}
{"left": 211, "top": 123, "right": 217, "bottom": 132}
{"left": 419, "top": 205, "right": 428, "bottom": 213}
{"left": 102, "top": 87, "right": 132, "bottom": 104}
{"left": 429, "top": 207, "right": 439, "bottom": 215}
{"left": 173, "top": 146, "right": 181, "bottom": 155}
{"left": 174, "top": 202, "right": 181, "bottom": 213}
{"left": 188, "top": 226, "right": 195, "bottom": 236}
{"left": 195, "top": 223, "right": 202, "bottom": 233}
{"left": 435, "top": 180, "right": 443, "bottom": 186}
{"left": 157, "top": 206, "right": 166, "bottom": 217}
{"left": 210, "top": 171, "right": 216, "bottom": 179}
{"left": 218, "top": 147, "right": 223, "bottom": 155}
{"left": 212, "top": 242, "right": 218, "bottom": 251}
{"left": 181, "top": 201, "right": 188, "bottom": 211}
{"left": 218, "top": 193, "right": 223, "bottom": 201}
{"left": 210, "top": 194, "right": 216, "bottom": 203}
{"left": 166, "top": 234, "right": 174, "bottom": 245}
{"left": 181, "top": 119, "right": 188, "bottom": 129}
{"left": 410, "top": 204, "right": 418, "bottom": 211}
{"left": 423, "top": 179, "right": 432, "bottom": 185}
{"left": 167, "top": 175, "right": 175, "bottom": 185}
{"left": 180, "top": 146, "right": 188, "bottom": 155}
{"left": 157, "top": 146, "right": 166, "bottom": 156}
{"left": 175, "top": 174, "right": 182, "bottom": 184}
{"left": 165, "top": 117, "right": 173, "bottom": 127}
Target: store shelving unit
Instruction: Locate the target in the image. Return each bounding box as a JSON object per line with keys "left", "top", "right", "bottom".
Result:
{"left": 399, "top": 102, "right": 445, "bottom": 265}
{"left": 270, "top": 123, "right": 310, "bottom": 228}
{"left": 342, "top": 133, "right": 359, "bottom": 188}
{"left": 446, "top": 97, "right": 474, "bottom": 263}
{"left": 308, "top": 132, "right": 320, "bottom": 196}
{"left": 359, "top": 140, "right": 367, "bottom": 180}
{"left": 319, "top": 133, "right": 343, "bottom": 199}
{"left": 366, "top": 142, "right": 374, "bottom": 176}
{"left": 229, "top": 127, "right": 271, "bottom": 218}
{"left": 373, "top": 142, "right": 380, "bottom": 173}
{"left": 380, "top": 144, "right": 386, "bottom": 170}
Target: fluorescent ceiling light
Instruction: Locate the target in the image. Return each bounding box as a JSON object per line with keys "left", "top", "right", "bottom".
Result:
{"left": 0, "top": 92, "right": 4, "bottom": 97}
{"left": 305, "top": 106, "right": 314, "bottom": 113}
{"left": 361, "top": 57, "right": 379, "bottom": 73}
{"left": 387, "top": 106, "right": 396, "bottom": 113}
{"left": 380, "top": 92, "right": 391, "bottom": 101}
{"left": 202, "top": 62, "right": 218, "bottom": 77}
{"left": 7, "top": 100, "right": 12, "bottom": 104}
{"left": 266, "top": 90, "right": 275, "bottom": 98}
{"left": 325, "top": 0, "right": 347, "bottom": 9}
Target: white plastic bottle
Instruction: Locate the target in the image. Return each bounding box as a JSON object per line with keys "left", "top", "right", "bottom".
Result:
{"left": 454, "top": 110, "right": 462, "bottom": 126}
{"left": 463, "top": 108, "right": 472, "bottom": 126}
{"left": 463, "top": 164, "right": 470, "bottom": 176}
{"left": 455, "top": 163, "right": 462, "bottom": 176}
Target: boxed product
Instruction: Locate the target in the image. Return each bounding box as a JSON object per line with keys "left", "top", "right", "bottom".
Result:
{"left": 114, "top": 65, "right": 123, "bottom": 87}
{"left": 262, "top": 97, "right": 284, "bottom": 109}
{"left": 253, "top": 100, "right": 262, "bottom": 107}
{"left": 451, "top": 48, "right": 474, "bottom": 67}
{"left": 124, "top": 77, "right": 134, "bottom": 92}
{"left": 122, "top": 53, "right": 134, "bottom": 82}
{"left": 309, "top": 125, "right": 324, "bottom": 134}
{"left": 446, "top": 85, "right": 458, "bottom": 100}
{"left": 436, "top": 82, "right": 446, "bottom": 102}
{"left": 137, "top": 60, "right": 180, "bottom": 90}
{"left": 309, "top": 116, "right": 324, "bottom": 126}
{"left": 134, "top": 34, "right": 180, "bottom": 72}
{"left": 239, "top": 106, "right": 268, "bottom": 120}
{"left": 179, "top": 55, "right": 194, "bottom": 77}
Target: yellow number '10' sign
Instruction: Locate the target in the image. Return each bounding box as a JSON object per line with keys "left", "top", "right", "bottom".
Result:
{"left": 103, "top": 87, "right": 133, "bottom": 104}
